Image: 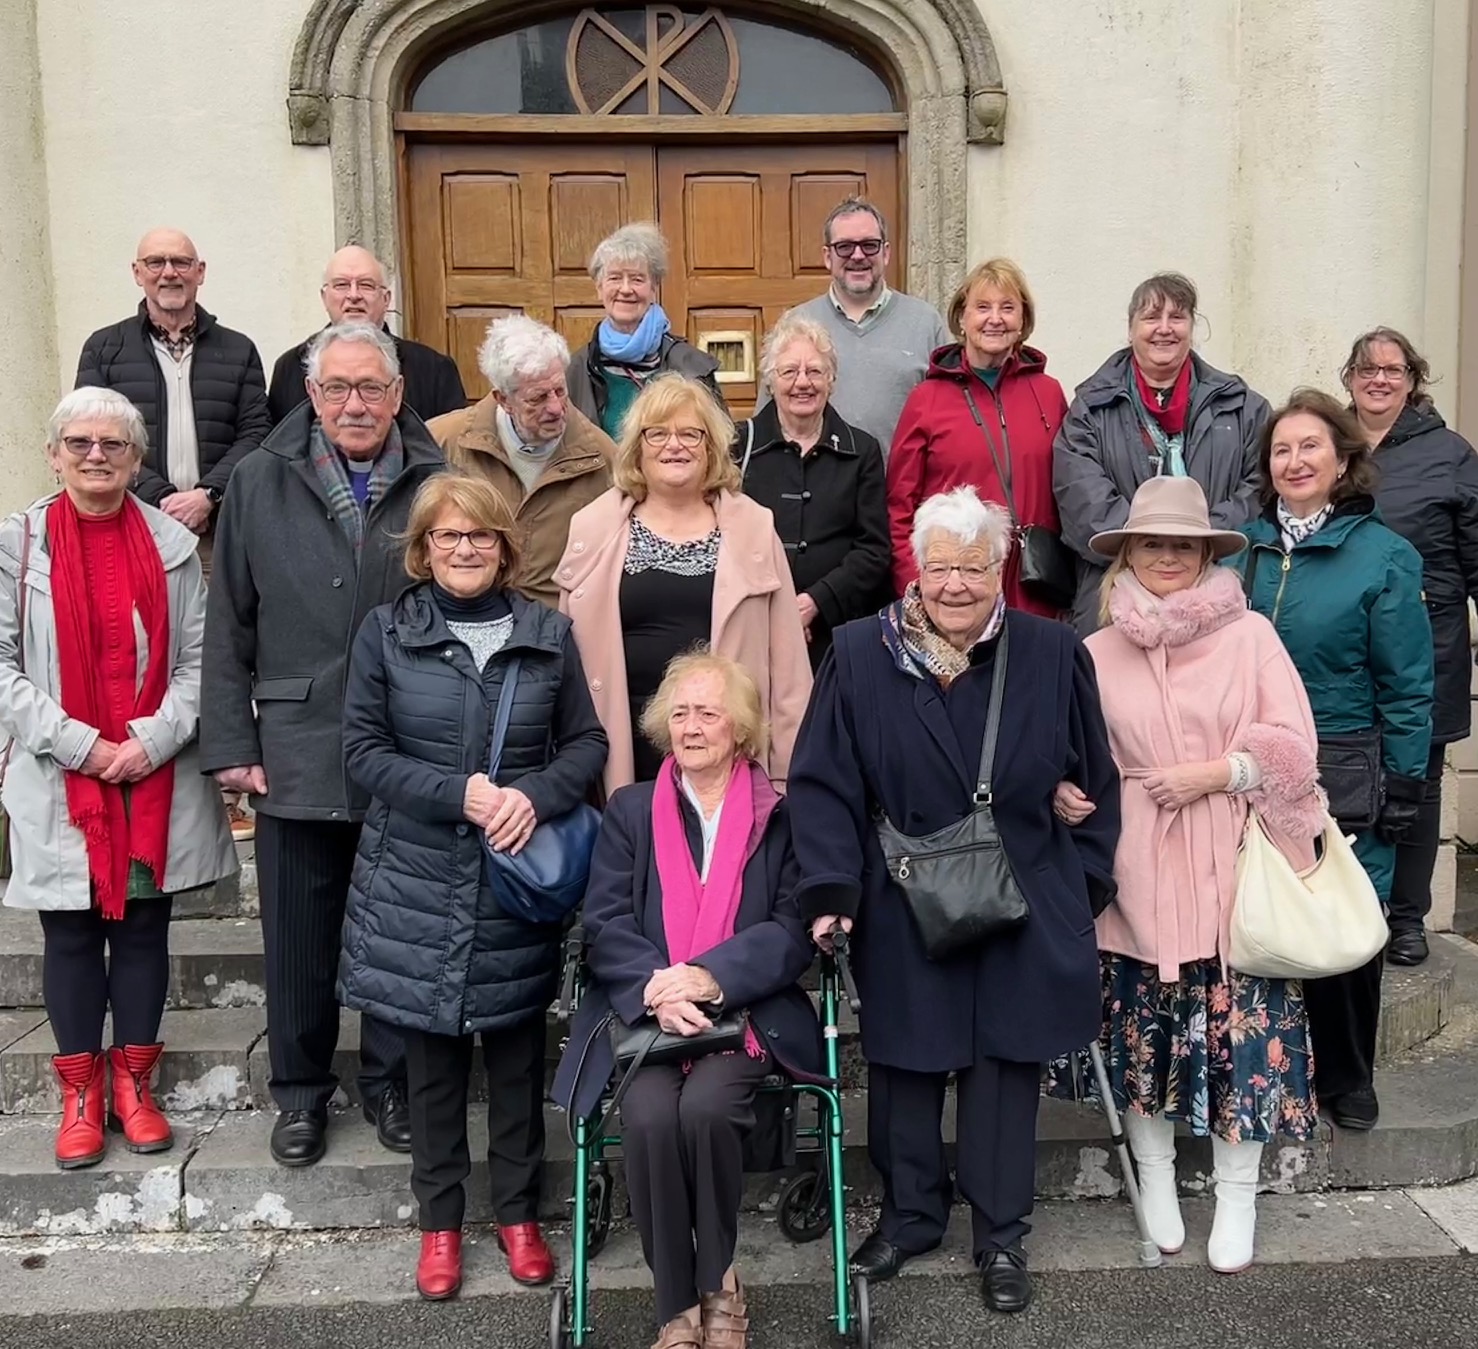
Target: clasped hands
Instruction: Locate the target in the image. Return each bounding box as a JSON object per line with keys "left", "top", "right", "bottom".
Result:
{"left": 463, "top": 772, "right": 537, "bottom": 855}
{"left": 641, "top": 962, "right": 722, "bottom": 1037}
{"left": 80, "top": 735, "right": 155, "bottom": 784}
{"left": 1053, "top": 759, "right": 1233, "bottom": 824}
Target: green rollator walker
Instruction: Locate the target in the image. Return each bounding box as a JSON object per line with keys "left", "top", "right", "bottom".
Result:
{"left": 547, "top": 922, "right": 872, "bottom": 1348}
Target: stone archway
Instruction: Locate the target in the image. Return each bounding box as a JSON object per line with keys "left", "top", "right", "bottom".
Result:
{"left": 287, "top": 0, "right": 1007, "bottom": 307}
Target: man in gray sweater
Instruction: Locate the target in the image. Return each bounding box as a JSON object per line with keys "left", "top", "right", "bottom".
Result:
{"left": 789, "top": 197, "right": 949, "bottom": 457}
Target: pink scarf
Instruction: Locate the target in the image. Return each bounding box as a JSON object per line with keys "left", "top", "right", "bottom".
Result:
{"left": 653, "top": 755, "right": 765, "bottom": 1059}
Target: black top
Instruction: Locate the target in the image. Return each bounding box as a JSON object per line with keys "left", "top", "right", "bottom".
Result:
{"left": 429, "top": 582, "right": 512, "bottom": 622}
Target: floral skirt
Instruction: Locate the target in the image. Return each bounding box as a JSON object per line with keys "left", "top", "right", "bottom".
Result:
{"left": 1044, "top": 952, "right": 1319, "bottom": 1143}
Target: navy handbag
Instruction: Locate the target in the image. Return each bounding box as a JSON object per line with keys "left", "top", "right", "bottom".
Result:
{"left": 482, "top": 656, "right": 601, "bottom": 924}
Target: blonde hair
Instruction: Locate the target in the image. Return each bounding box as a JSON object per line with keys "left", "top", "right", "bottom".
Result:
{"left": 947, "top": 257, "right": 1036, "bottom": 347}
{"left": 1096, "top": 537, "right": 1214, "bottom": 626}
{"left": 638, "top": 649, "right": 768, "bottom": 762}
{"left": 401, "top": 469, "right": 522, "bottom": 587}
{"left": 611, "top": 373, "right": 740, "bottom": 501}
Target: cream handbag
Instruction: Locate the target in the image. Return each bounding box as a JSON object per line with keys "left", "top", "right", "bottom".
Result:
{"left": 1229, "top": 809, "right": 1387, "bottom": 979}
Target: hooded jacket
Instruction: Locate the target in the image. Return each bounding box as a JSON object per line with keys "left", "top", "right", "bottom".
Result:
{"left": 886, "top": 343, "right": 1068, "bottom": 616}
{"left": 1370, "top": 401, "right": 1478, "bottom": 743}
{"left": 1054, "top": 349, "right": 1269, "bottom": 633}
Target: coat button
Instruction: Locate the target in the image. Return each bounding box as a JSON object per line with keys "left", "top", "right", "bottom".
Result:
{"left": 574, "top": 588, "right": 584, "bottom": 599}
{"left": 767, "top": 1028, "right": 779, "bottom": 1038}
{"left": 572, "top": 541, "right": 585, "bottom": 553}
{"left": 591, "top": 678, "right": 604, "bottom": 692}
{"left": 797, "top": 540, "right": 808, "bottom": 552}
{"left": 443, "top": 647, "right": 455, "bottom": 658}
{"left": 561, "top": 566, "right": 574, "bottom": 579}
{"left": 331, "top": 576, "right": 344, "bottom": 588}
{"left": 456, "top": 823, "right": 469, "bottom": 836}
{"left": 802, "top": 491, "right": 812, "bottom": 501}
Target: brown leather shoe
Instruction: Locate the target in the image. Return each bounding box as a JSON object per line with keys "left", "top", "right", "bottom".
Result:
{"left": 701, "top": 1272, "right": 750, "bottom": 1349}
{"left": 651, "top": 1309, "right": 703, "bottom": 1349}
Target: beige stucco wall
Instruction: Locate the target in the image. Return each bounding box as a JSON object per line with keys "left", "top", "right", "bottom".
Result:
{"left": 0, "top": 0, "right": 1468, "bottom": 505}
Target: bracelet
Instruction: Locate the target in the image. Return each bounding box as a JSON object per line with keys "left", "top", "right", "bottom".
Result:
{"left": 1225, "top": 754, "right": 1252, "bottom": 795}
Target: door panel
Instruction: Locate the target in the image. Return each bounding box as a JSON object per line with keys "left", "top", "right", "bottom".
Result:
{"left": 405, "top": 139, "right": 901, "bottom": 412}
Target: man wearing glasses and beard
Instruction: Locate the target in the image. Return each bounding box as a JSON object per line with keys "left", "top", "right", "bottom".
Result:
{"left": 788, "top": 198, "right": 949, "bottom": 458}
{"left": 200, "top": 322, "right": 447, "bottom": 1170}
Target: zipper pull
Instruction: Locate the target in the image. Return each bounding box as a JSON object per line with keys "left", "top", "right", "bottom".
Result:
{"left": 1281, "top": 554, "right": 1291, "bottom": 572}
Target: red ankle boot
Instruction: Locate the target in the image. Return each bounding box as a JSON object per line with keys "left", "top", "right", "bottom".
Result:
{"left": 107, "top": 1045, "right": 173, "bottom": 1153}
{"left": 416, "top": 1230, "right": 463, "bottom": 1300}
{"left": 52, "top": 1052, "right": 107, "bottom": 1170}
{"left": 498, "top": 1221, "right": 554, "bottom": 1286}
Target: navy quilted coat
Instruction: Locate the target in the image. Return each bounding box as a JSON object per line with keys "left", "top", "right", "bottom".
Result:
{"left": 337, "top": 584, "right": 608, "bottom": 1035}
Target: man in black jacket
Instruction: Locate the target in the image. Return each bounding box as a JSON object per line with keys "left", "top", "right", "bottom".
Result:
{"left": 201, "top": 322, "right": 447, "bottom": 1168}
{"left": 75, "top": 228, "right": 271, "bottom": 558}
{"left": 267, "top": 245, "right": 466, "bottom": 425}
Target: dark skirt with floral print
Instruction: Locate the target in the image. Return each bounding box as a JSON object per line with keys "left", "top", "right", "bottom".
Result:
{"left": 1045, "top": 952, "right": 1320, "bottom": 1143}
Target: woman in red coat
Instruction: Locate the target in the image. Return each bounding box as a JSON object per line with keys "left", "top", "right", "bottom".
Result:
{"left": 887, "top": 258, "right": 1070, "bottom": 616}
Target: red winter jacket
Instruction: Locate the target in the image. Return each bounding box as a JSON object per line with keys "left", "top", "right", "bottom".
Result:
{"left": 887, "top": 343, "right": 1069, "bottom": 616}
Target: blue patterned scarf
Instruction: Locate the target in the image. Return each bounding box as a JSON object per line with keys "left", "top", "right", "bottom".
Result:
{"left": 597, "top": 303, "right": 670, "bottom": 363}
{"left": 308, "top": 421, "right": 404, "bottom": 554}
{"left": 880, "top": 583, "right": 1006, "bottom": 687}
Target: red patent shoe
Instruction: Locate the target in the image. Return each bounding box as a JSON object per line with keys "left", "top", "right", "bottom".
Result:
{"left": 497, "top": 1221, "right": 554, "bottom": 1286}
{"left": 416, "top": 1229, "right": 463, "bottom": 1301}
{"left": 107, "top": 1045, "right": 174, "bottom": 1153}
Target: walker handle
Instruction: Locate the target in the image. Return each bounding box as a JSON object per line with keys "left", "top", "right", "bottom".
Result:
{"left": 556, "top": 923, "right": 585, "bottom": 1023}
{"left": 828, "top": 923, "right": 862, "bottom": 1014}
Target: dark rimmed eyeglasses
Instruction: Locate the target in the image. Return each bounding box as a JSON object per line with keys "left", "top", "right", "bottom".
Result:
{"left": 137, "top": 255, "right": 198, "bottom": 274}
{"left": 60, "top": 436, "right": 133, "bottom": 458}
{"left": 826, "top": 238, "right": 884, "bottom": 259}
{"left": 1354, "top": 363, "right": 1410, "bottom": 381}
{"left": 426, "top": 529, "right": 501, "bottom": 552}
{"left": 313, "top": 378, "right": 398, "bottom": 405}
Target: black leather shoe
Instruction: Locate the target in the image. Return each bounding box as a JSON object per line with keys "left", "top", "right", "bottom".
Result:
{"left": 1327, "top": 1086, "right": 1379, "bottom": 1131}
{"left": 270, "top": 1108, "right": 328, "bottom": 1167}
{"left": 1387, "top": 929, "right": 1429, "bottom": 966}
{"left": 849, "top": 1231, "right": 912, "bottom": 1282}
{"left": 364, "top": 1083, "right": 412, "bottom": 1153}
{"left": 980, "top": 1246, "right": 1032, "bottom": 1314}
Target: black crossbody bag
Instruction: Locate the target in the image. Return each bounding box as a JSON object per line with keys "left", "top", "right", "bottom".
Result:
{"left": 962, "top": 385, "right": 1077, "bottom": 610}
{"left": 874, "top": 622, "right": 1029, "bottom": 960}
{"left": 1241, "top": 549, "right": 1384, "bottom": 830}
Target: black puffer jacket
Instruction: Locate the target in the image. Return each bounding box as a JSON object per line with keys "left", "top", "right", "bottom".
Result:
{"left": 566, "top": 332, "right": 724, "bottom": 427}
{"left": 1373, "top": 401, "right": 1478, "bottom": 743}
{"left": 337, "top": 585, "right": 608, "bottom": 1036}
{"left": 75, "top": 302, "right": 271, "bottom": 505}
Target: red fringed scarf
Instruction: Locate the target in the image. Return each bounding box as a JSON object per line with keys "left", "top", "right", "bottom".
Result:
{"left": 47, "top": 494, "right": 175, "bottom": 918}
{"left": 1133, "top": 356, "right": 1193, "bottom": 436}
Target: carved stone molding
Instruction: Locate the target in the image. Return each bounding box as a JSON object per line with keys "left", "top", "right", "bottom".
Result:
{"left": 286, "top": 0, "right": 1009, "bottom": 306}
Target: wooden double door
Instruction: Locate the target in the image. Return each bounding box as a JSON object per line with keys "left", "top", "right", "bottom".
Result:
{"left": 404, "top": 141, "right": 902, "bottom": 413}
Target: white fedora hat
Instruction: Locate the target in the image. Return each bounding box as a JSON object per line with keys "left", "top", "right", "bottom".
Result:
{"left": 1088, "top": 477, "right": 1247, "bottom": 559}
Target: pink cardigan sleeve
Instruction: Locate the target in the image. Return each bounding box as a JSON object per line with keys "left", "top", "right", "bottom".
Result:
{"left": 1239, "top": 625, "right": 1327, "bottom": 843}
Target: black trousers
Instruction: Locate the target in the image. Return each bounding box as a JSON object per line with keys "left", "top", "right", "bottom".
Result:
{"left": 620, "top": 1051, "right": 771, "bottom": 1325}
{"left": 868, "top": 1056, "right": 1041, "bottom": 1261}
{"left": 402, "top": 1017, "right": 547, "bottom": 1231}
{"left": 255, "top": 815, "right": 404, "bottom": 1111}
{"left": 1388, "top": 743, "right": 1446, "bottom": 934}
{"left": 39, "top": 896, "right": 174, "bottom": 1055}
{"left": 1305, "top": 951, "right": 1383, "bottom": 1100}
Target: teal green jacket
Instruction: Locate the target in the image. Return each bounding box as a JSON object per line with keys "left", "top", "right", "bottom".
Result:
{"left": 1229, "top": 498, "right": 1434, "bottom": 781}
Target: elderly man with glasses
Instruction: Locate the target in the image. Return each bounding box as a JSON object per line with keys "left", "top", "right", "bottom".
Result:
{"left": 200, "top": 322, "right": 448, "bottom": 1169}
{"left": 786, "top": 198, "right": 949, "bottom": 458}
{"left": 267, "top": 245, "right": 466, "bottom": 425}
{"left": 75, "top": 227, "right": 272, "bottom": 569}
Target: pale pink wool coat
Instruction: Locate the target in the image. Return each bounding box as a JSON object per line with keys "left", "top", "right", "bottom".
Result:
{"left": 556, "top": 487, "right": 813, "bottom": 796}
{"left": 1083, "top": 567, "right": 1326, "bottom": 981}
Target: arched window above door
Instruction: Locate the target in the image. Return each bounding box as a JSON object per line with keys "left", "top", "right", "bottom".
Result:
{"left": 409, "top": 6, "right": 897, "bottom": 116}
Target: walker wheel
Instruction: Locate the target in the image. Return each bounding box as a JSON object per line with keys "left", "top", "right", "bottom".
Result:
{"left": 851, "top": 1272, "right": 872, "bottom": 1348}
{"left": 777, "top": 1170, "right": 833, "bottom": 1243}
{"left": 586, "top": 1167, "right": 613, "bottom": 1258}
{"left": 548, "top": 1285, "right": 571, "bottom": 1349}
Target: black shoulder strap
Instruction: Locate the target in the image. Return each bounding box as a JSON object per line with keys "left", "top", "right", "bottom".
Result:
{"left": 974, "top": 620, "right": 1010, "bottom": 805}
{"left": 486, "top": 655, "right": 523, "bottom": 780}
{"left": 1240, "top": 549, "right": 1259, "bottom": 605}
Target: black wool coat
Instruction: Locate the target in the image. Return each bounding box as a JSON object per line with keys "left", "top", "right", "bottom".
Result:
{"left": 267, "top": 330, "right": 467, "bottom": 426}
{"left": 75, "top": 302, "right": 272, "bottom": 505}
{"left": 787, "top": 609, "right": 1121, "bottom": 1070}
{"left": 551, "top": 777, "right": 823, "bottom": 1121}
{"left": 198, "top": 404, "right": 446, "bottom": 820}
{"left": 1372, "top": 401, "right": 1478, "bottom": 744}
{"left": 733, "top": 402, "right": 892, "bottom": 665}
{"left": 337, "top": 586, "right": 608, "bottom": 1036}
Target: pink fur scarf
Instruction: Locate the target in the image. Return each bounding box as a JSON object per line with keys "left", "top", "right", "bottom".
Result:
{"left": 1107, "top": 565, "right": 1247, "bottom": 649}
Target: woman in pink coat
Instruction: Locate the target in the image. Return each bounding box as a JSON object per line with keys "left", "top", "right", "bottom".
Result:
{"left": 556, "top": 374, "right": 812, "bottom": 797}
{"left": 1052, "top": 477, "right": 1326, "bottom": 1277}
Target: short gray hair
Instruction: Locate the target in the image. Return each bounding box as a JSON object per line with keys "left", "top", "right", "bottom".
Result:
{"left": 305, "top": 322, "right": 401, "bottom": 384}
{"left": 759, "top": 311, "right": 838, "bottom": 385}
{"left": 588, "top": 222, "right": 668, "bottom": 283}
{"left": 910, "top": 487, "right": 1013, "bottom": 568}
{"left": 48, "top": 388, "right": 148, "bottom": 455}
{"left": 823, "top": 196, "right": 888, "bottom": 244}
{"left": 477, "top": 315, "right": 570, "bottom": 395}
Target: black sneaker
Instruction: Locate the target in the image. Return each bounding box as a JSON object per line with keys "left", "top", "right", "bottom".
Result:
{"left": 1327, "top": 1086, "right": 1379, "bottom": 1131}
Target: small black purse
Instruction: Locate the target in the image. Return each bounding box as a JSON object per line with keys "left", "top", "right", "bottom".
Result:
{"left": 963, "top": 386, "right": 1077, "bottom": 610}
{"left": 613, "top": 1006, "right": 750, "bottom": 1070}
{"left": 874, "top": 622, "right": 1029, "bottom": 960}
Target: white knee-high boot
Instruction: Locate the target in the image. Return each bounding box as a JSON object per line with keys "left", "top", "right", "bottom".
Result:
{"left": 1123, "top": 1110, "right": 1184, "bottom": 1254}
{"left": 1208, "top": 1136, "right": 1263, "bottom": 1274}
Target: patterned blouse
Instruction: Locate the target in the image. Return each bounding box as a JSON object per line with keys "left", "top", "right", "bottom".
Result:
{"left": 623, "top": 515, "right": 720, "bottom": 576}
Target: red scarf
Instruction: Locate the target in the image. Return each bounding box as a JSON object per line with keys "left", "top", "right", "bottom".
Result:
{"left": 1133, "top": 356, "right": 1193, "bottom": 436}
{"left": 48, "top": 494, "right": 175, "bottom": 918}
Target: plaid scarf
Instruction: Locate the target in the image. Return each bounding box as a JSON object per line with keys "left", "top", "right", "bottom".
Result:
{"left": 880, "top": 582, "right": 1006, "bottom": 688}
{"left": 309, "top": 422, "right": 404, "bottom": 553}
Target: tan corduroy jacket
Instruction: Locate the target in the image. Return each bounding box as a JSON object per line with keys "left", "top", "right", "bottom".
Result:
{"left": 427, "top": 397, "right": 615, "bottom": 608}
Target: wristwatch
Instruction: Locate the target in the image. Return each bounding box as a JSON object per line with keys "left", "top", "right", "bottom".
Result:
{"left": 203, "top": 485, "right": 224, "bottom": 507}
